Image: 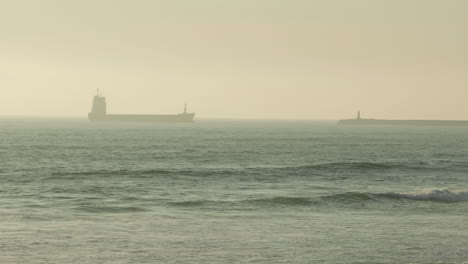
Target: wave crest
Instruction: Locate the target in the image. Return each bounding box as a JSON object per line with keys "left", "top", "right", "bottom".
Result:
{"left": 381, "top": 189, "right": 468, "bottom": 202}
{"left": 169, "top": 190, "right": 468, "bottom": 209}
{"left": 75, "top": 205, "right": 148, "bottom": 213}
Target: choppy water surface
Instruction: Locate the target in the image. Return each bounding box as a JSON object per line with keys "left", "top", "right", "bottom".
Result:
{"left": 0, "top": 118, "right": 467, "bottom": 264}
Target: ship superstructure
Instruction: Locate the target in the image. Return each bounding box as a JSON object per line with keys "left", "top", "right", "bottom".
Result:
{"left": 88, "top": 91, "right": 195, "bottom": 123}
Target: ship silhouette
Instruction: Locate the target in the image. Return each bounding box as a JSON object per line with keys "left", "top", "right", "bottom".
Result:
{"left": 88, "top": 90, "right": 195, "bottom": 123}
{"left": 338, "top": 111, "right": 468, "bottom": 126}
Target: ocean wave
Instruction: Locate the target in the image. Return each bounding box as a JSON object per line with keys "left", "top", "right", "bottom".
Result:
{"left": 273, "top": 161, "right": 437, "bottom": 172}
{"left": 50, "top": 169, "right": 162, "bottom": 177}
{"left": 168, "top": 197, "right": 318, "bottom": 207}
{"left": 300, "top": 162, "right": 395, "bottom": 170}
{"left": 168, "top": 190, "right": 468, "bottom": 209}
{"left": 47, "top": 162, "right": 418, "bottom": 177}
{"left": 169, "top": 194, "right": 373, "bottom": 208}
{"left": 245, "top": 196, "right": 318, "bottom": 206}
{"left": 169, "top": 200, "right": 213, "bottom": 207}
{"left": 45, "top": 160, "right": 466, "bottom": 180}
{"left": 48, "top": 168, "right": 236, "bottom": 179}
{"left": 379, "top": 189, "right": 468, "bottom": 203}
{"left": 75, "top": 205, "right": 148, "bottom": 213}
{"left": 319, "top": 189, "right": 468, "bottom": 203}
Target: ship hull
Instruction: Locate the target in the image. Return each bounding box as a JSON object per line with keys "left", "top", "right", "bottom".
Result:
{"left": 338, "top": 119, "right": 468, "bottom": 126}
{"left": 89, "top": 113, "right": 195, "bottom": 123}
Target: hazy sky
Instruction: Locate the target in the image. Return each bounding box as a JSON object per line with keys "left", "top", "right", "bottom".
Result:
{"left": 1, "top": 0, "right": 467, "bottom": 119}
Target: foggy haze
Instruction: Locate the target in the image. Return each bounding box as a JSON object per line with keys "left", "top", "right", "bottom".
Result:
{"left": 1, "top": 0, "right": 467, "bottom": 119}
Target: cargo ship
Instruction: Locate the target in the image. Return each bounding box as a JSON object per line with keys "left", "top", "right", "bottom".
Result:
{"left": 88, "top": 91, "right": 195, "bottom": 123}
{"left": 338, "top": 111, "right": 468, "bottom": 126}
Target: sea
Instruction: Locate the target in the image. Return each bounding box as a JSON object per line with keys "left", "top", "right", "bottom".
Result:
{"left": 0, "top": 118, "right": 467, "bottom": 264}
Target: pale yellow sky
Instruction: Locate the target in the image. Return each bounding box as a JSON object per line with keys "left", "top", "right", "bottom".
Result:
{"left": 0, "top": 0, "right": 467, "bottom": 119}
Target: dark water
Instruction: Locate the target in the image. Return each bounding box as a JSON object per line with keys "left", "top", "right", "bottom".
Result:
{"left": 1, "top": 118, "right": 467, "bottom": 264}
